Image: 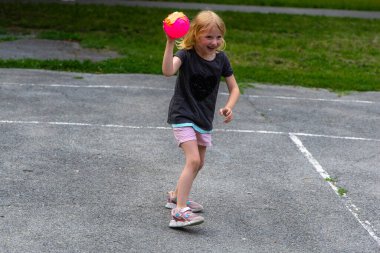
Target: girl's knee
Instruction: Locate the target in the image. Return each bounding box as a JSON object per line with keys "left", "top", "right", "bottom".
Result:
{"left": 187, "top": 156, "right": 201, "bottom": 171}
{"left": 198, "top": 161, "right": 204, "bottom": 171}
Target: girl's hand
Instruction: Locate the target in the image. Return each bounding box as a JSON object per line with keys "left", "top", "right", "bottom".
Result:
{"left": 166, "top": 34, "right": 176, "bottom": 42}
{"left": 219, "top": 107, "right": 233, "bottom": 123}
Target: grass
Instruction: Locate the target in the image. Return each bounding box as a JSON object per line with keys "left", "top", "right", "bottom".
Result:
{"left": 325, "top": 177, "right": 338, "bottom": 183}
{"left": 145, "top": 0, "right": 380, "bottom": 11}
{"left": 0, "top": 3, "right": 379, "bottom": 92}
{"left": 325, "top": 177, "right": 348, "bottom": 196}
{"left": 338, "top": 187, "right": 348, "bottom": 196}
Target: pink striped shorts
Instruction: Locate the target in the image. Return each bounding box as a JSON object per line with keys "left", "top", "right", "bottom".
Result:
{"left": 173, "top": 127, "right": 212, "bottom": 147}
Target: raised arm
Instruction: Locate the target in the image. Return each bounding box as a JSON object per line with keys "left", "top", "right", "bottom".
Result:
{"left": 162, "top": 39, "right": 182, "bottom": 77}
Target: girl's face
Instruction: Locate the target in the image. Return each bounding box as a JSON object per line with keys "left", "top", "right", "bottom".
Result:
{"left": 195, "top": 25, "right": 223, "bottom": 57}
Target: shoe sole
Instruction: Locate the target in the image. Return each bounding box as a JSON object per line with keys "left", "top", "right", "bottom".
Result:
{"left": 165, "top": 203, "right": 177, "bottom": 209}
{"left": 165, "top": 203, "right": 203, "bottom": 213}
{"left": 169, "top": 218, "right": 204, "bottom": 228}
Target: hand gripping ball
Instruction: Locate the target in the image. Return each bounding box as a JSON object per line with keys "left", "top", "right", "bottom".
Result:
{"left": 163, "top": 12, "right": 190, "bottom": 39}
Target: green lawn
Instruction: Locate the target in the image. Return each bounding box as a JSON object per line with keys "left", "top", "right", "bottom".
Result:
{"left": 0, "top": 3, "right": 379, "bottom": 92}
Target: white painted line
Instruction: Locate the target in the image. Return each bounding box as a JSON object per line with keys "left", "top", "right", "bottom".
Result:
{"left": 1, "top": 120, "right": 380, "bottom": 142}
{"left": 239, "top": 94, "right": 375, "bottom": 104}
{"left": 289, "top": 133, "right": 380, "bottom": 246}
{"left": 289, "top": 133, "right": 339, "bottom": 190}
{"left": 289, "top": 132, "right": 380, "bottom": 142}
{"left": 0, "top": 82, "right": 173, "bottom": 91}
{"left": 216, "top": 129, "right": 380, "bottom": 142}
{"left": 214, "top": 128, "right": 286, "bottom": 135}
{"left": 1, "top": 82, "right": 376, "bottom": 105}
{"left": 0, "top": 120, "right": 172, "bottom": 130}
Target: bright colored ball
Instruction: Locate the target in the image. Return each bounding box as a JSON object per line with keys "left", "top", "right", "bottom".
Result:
{"left": 163, "top": 12, "right": 190, "bottom": 39}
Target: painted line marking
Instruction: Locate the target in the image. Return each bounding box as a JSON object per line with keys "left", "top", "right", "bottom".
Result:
{"left": 1, "top": 120, "right": 380, "bottom": 142}
{"left": 227, "top": 93, "right": 376, "bottom": 105}
{"left": 0, "top": 120, "right": 172, "bottom": 130}
{"left": 288, "top": 132, "right": 380, "bottom": 142}
{"left": 0, "top": 82, "right": 173, "bottom": 91}
{"left": 289, "top": 134, "right": 380, "bottom": 247}
{"left": 1, "top": 82, "right": 377, "bottom": 105}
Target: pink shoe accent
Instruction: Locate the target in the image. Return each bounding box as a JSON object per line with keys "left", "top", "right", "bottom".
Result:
{"left": 169, "top": 207, "right": 204, "bottom": 228}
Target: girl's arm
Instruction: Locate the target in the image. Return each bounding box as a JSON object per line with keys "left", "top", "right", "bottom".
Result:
{"left": 162, "top": 38, "right": 182, "bottom": 77}
{"left": 219, "top": 74, "right": 240, "bottom": 123}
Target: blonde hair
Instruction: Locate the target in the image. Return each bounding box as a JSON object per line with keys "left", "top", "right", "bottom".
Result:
{"left": 177, "top": 10, "right": 226, "bottom": 51}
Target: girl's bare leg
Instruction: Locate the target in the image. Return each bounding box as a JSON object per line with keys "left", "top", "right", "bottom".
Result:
{"left": 175, "top": 141, "right": 205, "bottom": 208}
{"left": 173, "top": 144, "right": 207, "bottom": 203}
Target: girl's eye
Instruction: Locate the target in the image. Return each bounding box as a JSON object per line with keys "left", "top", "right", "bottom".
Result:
{"left": 205, "top": 36, "right": 222, "bottom": 39}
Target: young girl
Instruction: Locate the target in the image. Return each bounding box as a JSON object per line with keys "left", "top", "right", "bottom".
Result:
{"left": 162, "top": 10, "right": 240, "bottom": 228}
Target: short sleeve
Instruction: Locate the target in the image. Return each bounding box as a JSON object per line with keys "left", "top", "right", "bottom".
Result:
{"left": 175, "top": 49, "right": 187, "bottom": 62}
{"left": 221, "top": 52, "right": 233, "bottom": 77}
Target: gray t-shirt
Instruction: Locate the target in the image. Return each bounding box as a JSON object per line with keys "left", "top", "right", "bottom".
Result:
{"left": 167, "top": 49, "right": 233, "bottom": 132}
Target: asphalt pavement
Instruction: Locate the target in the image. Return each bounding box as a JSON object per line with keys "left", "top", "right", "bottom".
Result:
{"left": 0, "top": 69, "right": 379, "bottom": 252}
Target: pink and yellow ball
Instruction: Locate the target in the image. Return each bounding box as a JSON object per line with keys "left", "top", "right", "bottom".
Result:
{"left": 163, "top": 12, "right": 190, "bottom": 39}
